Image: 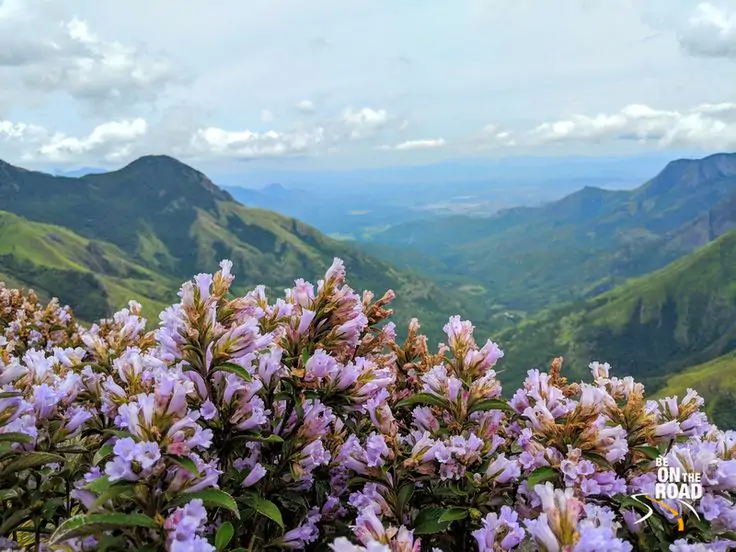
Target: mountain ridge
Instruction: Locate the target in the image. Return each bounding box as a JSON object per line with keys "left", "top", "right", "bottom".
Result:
{"left": 365, "top": 152, "right": 736, "bottom": 310}
{"left": 0, "top": 155, "right": 494, "bottom": 340}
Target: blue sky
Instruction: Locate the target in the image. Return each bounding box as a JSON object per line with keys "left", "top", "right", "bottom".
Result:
{"left": 1, "top": 0, "right": 736, "bottom": 171}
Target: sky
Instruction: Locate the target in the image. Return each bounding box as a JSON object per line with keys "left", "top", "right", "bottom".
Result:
{"left": 1, "top": 0, "right": 736, "bottom": 172}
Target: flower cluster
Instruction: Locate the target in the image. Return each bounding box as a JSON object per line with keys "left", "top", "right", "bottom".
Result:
{"left": 0, "top": 261, "right": 734, "bottom": 552}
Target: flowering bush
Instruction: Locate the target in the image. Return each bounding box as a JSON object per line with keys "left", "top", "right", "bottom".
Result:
{"left": 1, "top": 259, "right": 735, "bottom": 552}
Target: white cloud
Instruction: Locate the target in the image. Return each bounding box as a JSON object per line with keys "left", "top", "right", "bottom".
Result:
{"left": 37, "top": 119, "right": 148, "bottom": 162}
{"left": 0, "top": 120, "right": 46, "bottom": 142}
{"left": 4, "top": 100, "right": 736, "bottom": 168}
{"left": 394, "top": 138, "right": 446, "bottom": 150}
{"left": 341, "top": 107, "right": 389, "bottom": 139}
{"left": 678, "top": 3, "right": 736, "bottom": 60}
{"left": 260, "top": 109, "right": 274, "bottom": 123}
{"left": 0, "top": 0, "right": 180, "bottom": 110}
{"left": 295, "top": 100, "right": 316, "bottom": 113}
{"left": 524, "top": 103, "right": 736, "bottom": 149}
{"left": 188, "top": 125, "right": 325, "bottom": 159}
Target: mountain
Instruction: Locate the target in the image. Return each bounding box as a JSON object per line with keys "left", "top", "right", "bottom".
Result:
{"left": 0, "top": 156, "right": 491, "bottom": 338}
{"left": 366, "top": 152, "right": 736, "bottom": 312}
{"left": 494, "top": 227, "right": 736, "bottom": 395}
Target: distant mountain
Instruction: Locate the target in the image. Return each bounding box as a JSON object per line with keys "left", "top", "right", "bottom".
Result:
{"left": 51, "top": 167, "right": 107, "bottom": 178}
{"left": 367, "top": 152, "right": 736, "bottom": 311}
{"left": 0, "top": 156, "right": 490, "bottom": 338}
{"left": 495, "top": 227, "right": 736, "bottom": 395}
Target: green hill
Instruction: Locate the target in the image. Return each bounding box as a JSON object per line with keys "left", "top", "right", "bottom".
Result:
{"left": 494, "top": 227, "right": 736, "bottom": 392}
{"left": 0, "top": 156, "right": 492, "bottom": 338}
{"left": 0, "top": 210, "right": 173, "bottom": 321}
{"left": 653, "top": 354, "right": 736, "bottom": 429}
{"left": 366, "top": 153, "right": 736, "bottom": 312}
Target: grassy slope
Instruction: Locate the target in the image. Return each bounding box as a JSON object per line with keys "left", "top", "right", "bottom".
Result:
{"left": 0, "top": 211, "right": 173, "bottom": 321}
{"left": 494, "top": 227, "right": 736, "bottom": 392}
{"left": 653, "top": 354, "right": 736, "bottom": 428}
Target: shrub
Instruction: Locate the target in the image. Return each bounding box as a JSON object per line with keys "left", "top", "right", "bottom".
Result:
{"left": 0, "top": 259, "right": 734, "bottom": 551}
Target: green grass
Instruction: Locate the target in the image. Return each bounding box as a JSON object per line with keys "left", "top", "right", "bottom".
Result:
{"left": 0, "top": 210, "right": 175, "bottom": 322}
{"left": 653, "top": 354, "right": 736, "bottom": 429}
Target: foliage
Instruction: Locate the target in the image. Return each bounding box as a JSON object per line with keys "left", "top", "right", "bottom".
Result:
{"left": 495, "top": 227, "right": 736, "bottom": 394}
{"left": 1, "top": 260, "right": 735, "bottom": 551}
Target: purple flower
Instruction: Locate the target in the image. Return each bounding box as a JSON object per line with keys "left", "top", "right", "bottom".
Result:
{"left": 364, "top": 433, "right": 390, "bottom": 467}
{"left": 243, "top": 463, "right": 267, "bottom": 488}
{"left": 472, "top": 506, "right": 525, "bottom": 550}
{"left": 165, "top": 499, "right": 214, "bottom": 552}
{"left": 573, "top": 524, "right": 632, "bottom": 552}
{"left": 283, "top": 507, "right": 322, "bottom": 549}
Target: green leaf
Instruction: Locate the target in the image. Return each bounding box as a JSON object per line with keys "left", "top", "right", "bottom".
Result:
{"left": 301, "top": 349, "right": 310, "bottom": 366}
{"left": 212, "top": 362, "right": 252, "bottom": 381}
{"left": 167, "top": 489, "right": 240, "bottom": 520}
{"left": 468, "top": 398, "right": 513, "bottom": 414}
{"left": 236, "top": 433, "right": 284, "bottom": 444}
{"left": 42, "top": 497, "right": 65, "bottom": 521}
{"left": 0, "top": 391, "right": 22, "bottom": 399}
{"left": 82, "top": 475, "right": 112, "bottom": 494}
{"left": 438, "top": 508, "right": 469, "bottom": 523}
{"left": 241, "top": 493, "right": 284, "bottom": 529}
{"left": 395, "top": 392, "right": 450, "bottom": 410}
{"left": 616, "top": 495, "right": 652, "bottom": 515}
{"left": 582, "top": 451, "right": 613, "bottom": 470}
{"left": 0, "top": 451, "right": 64, "bottom": 476}
{"left": 92, "top": 483, "right": 135, "bottom": 508}
{"left": 0, "top": 508, "right": 31, "bottom": 535}
{"left": 215, "top": 521, "right": 234, "bottom": 551}
{"left": 93, "top": 444, "right": 114, "bottom": 466}
{"left": 0, "top": 432, "right": 34, "bottom": 444}
{"left": 0, "top": 488, "right": 19, "bottom": 500}
{"left": 169, "top": 455, "right": 200, "bottom": 476}
{"left": 102, "top": 429, "right": 135, "bottom": 440}
{"left": 96, "top": 535, "right": 128, "bottom": 552}
{"left": 526, "top": 466, "right": 559, "bottom": 489}
{"left": 633, "top": 445, "right": 660, "bottom": 461}
{"left": 50, "top": 513, "right": 159, "bottom": 544}
{"left": 396, "top": 484, "right": 414, "bottom": 514}
{"left": 413, "top": 507, "right": 453, "bottom": 535}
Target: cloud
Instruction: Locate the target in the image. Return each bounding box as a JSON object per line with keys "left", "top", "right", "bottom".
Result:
{"left": 37, "top": 119, "right": 149, "bottom": 162}
{"left": 188, "top": 125, "right": 325, "bottom": 159}
{"left": 525, "top": 103, "right": 736, "bottom": 149}
{"left": 0, "top": 120, "right": 46, "bottom": 142}
{"left": 678, "top": 3, "right": 736, "bottom": 59}
{"left": 295, "top": 100, "right": 316, "bottom": 113}
{"left": 0, "top": 0, "right": 180, "bottom": 110}
{"left": 341, "top": 107, "right": 389, "bottom": 139}
{"left": 394, "top": 138, "right": 446, "bottom": 150}
{"left": 5, "top": 100, "right": 736, "bottom": 168}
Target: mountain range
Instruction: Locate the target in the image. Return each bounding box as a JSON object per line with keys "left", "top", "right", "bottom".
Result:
{"left": 0, "top": 156, "right": 490, "bottom": 341}
{"left": 365, "top": 152, "right": 736, "bottom": 312}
